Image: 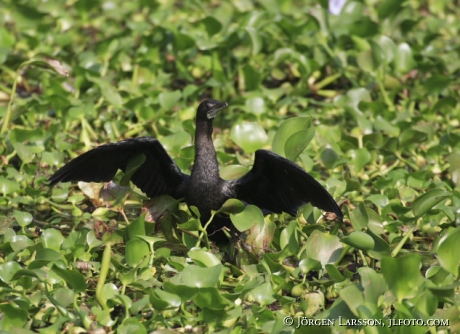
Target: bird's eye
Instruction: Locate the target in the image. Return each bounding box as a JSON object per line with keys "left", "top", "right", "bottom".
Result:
{"left": 207, "top": 103, "right": 215, "bottom": 109}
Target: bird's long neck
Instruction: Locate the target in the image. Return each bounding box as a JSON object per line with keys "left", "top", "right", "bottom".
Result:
{"left": 191, "top": 120, "right": 220, "bottom": 180}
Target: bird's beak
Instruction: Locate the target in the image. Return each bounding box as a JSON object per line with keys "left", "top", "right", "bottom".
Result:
{"left": 207, "top": 100, "right": 228, "bottom": 119}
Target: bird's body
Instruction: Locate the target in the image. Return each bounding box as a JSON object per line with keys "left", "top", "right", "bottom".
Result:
{"left": 49, "top": 99, "right": 342, "bottom": 240}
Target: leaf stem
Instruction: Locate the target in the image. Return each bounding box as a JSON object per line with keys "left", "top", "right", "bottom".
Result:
{"left": 96, "top": 242, "right": 112, "bottom": 310}
{"left": 1, "top": 69, "right": 20, "bottom": 134}
{"left": 391, "top": 226, "right": 415, "bottom": 257}
{"left": 376, "top": 69, "right": 395, "bottom": 111}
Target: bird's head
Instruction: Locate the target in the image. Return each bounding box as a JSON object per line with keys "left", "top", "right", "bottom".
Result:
{"left": 196, "top": 99, "right": 228, "bottom": 121}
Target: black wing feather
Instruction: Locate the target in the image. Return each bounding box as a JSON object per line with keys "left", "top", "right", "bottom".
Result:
{"left": 233, "top": 150, "right": 342, "bottom": 221}
{"left": 49, "top": 137, "right": 189, "bottom": 199}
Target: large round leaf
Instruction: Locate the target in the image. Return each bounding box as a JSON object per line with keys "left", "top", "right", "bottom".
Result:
{"left": 272, "top": 117, "right": 313, "bottom": 159}
{"left": 230, "top": 205, "right": 264, "bottom": 232}
{"left": 230, "top": 122, "right": 267, "bottom": 153}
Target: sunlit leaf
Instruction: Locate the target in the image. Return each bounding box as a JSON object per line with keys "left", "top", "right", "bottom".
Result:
{"left": 394, "top": 43, "right": 415, "bottom": 73}
{"left": 341, "top": 232, "right": 375, "bottom": 251}
{"left": 181, "top": 264, "right": 223, "bottom": 288}
{"left": 230, "top": 122, "right": 267, "bottom": 153}
{"left": 381, "top": 254, "right": 424, "bottom": 302}
{"left": 40, "top": 229, "right": 65, "bottom": 251}
{"left": 250, "top": 282, "right": 276, "bottom": 306}
{"left": 272, "top": 117, "right": 312, "bottom": 158}
{"left": 305, "top": 230, "right": 342, "bottom": 267}
{"left": 437, "top": 228, "right": 460, "bottom": 276}
{"left": 0, "top": 262, "right": 22, "bottom": 283}
{"left": 230, "top": 205, "right": 264, "bottom": 232}
{"left": 0, "top": 177, "right": 20, "bottom": 195}
{"left": 245, "top": 97, "right": 266, "bottom": 115}
{"left": 149, "top": 288, "right": 181, "bottom": 310}
{"left": 12, "top": 211, "right": 33, "bottom": 227}
{"left": 188, "top": 249, "right": 221, "bottom": 267}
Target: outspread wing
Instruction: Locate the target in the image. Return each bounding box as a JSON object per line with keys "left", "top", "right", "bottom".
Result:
{"left": 233, "top": 150, "right": 342, "bottom": 221}
{"left": 49, "top": 137, "right": 189, "bottom": 199}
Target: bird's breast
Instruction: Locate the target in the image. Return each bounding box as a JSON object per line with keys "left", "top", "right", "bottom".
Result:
{"left": 185, "top": 177, "right": 232, "bottom": 214}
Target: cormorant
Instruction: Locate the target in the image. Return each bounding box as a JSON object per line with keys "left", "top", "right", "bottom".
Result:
{"left": 49, "top": 99, "right": 343, "bottom": 240}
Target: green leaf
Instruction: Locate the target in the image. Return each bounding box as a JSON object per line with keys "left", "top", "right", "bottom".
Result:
{"left": 342, "top": 232, "right": 375, "bottom": 251}
{"left": 280, "top": 221, "right": 298, "bottom": 255}
{"left": 377, "top": 0, "right": 406, "bottom": 19}
{"left": 230, "top": 122, "right": 267, "bottom": 153}
{"left": 359, "top": 267, "right": 387, "bottom": 304}
{"left": 0, "top": 304, "right": 28, "bottom": 330}
{"left": 87, "top": 76, "right": 123, "bottom": 108}
{"left": 250, "top": 282, "right": 276, "bottom": 306}
{"left": 381, "top": 254, "right": 424, "bottom": 302}
{"left": 159, "top": 90, "right": 181, "bottom": 110}
{"left": 245, "top": 97, "right": 266, "bottom": 115}
{"left": 14, "top": 142, "right": 44, "bottom": 163}
{"left": 437, "top": 228, "right": 460, "bottom": 276}
{"left": 118, "top": 318, "right": 147, "bottom": 334}
{"left": 245, "top": 27, "right": 262, "bottom": 55}
{"left": 188, "top": 249, "right": 221, "bottom": 267}
{"left": 0, "top": 177, "right": 20, "bottom": 195}
{"left": 298, "top": 258, "right": 322, "bottom": 274}
{"left": 181, "top": 264, "right": 223, "bottom": 288}
{"left": 217, "top": 198, "right": 245, "bottom": 215}
{"left": 51, "top": 266, "right": 87, "bottom": 293}
{"left": 12, "top": 211, "right": 33, "bottom": 227}
{"left": 163, "top": 282, "right": 198, "bottom": 303}
{"left": 230, "top": 205, "right": 264, "bottom": 232}
{"left": 375, "top": 36, "right": 396, "bottom": 63}
{"left": 53, "top": 287, "right": 75, "bottom": 308}
{"left": 126, "top": 214, "right": 146, "bottom": 240}
{"left": 272, "top": 117, "right": 312, "bottom": 158}
{"left": 325, "top": 264, "right": 346, "bottom": 282}
{"left": 40, "top": 229, "right": 65, "bottom": 251}
{"left": 320, "top": 148, "right": 339, "bottom": 169}
{"left": 194, "top": 287, "right": 230, "bottom": 310}
{"left": 449, "top": 152, "right": 460, "bottom": 185}
{"left": 219, "top": 165, "right": 249, "bottom": 180}
{"left": 242, "top": 64, "right": 261, "bottom": 91}
{"left": 200, "top": 16, "right": 223, "bottom": 36}
{"left": 423, "top": 75, "right": 451, "bottom": 95}
{"left": 10, "top": 235, "right": 34, "bottom": 251}
{"left": 35, "top": 248, "right": 63, "bottom": 261}
{"left": 178, "top": 218, "right": 202, "bottom": 232}
{"left": 243, "top": 219, "right": 276, "bottom": 257}
{"left": 149, "top": 288, "right": 181, "bottom": 310}
{"left": 284, "top": 128, "right": 315, "bottom": 161}
{"left": 125, "top": 239, "right": 150, "bottom": 267}
{"left": 350, "top": 148, "right": 371, "bottom": 172}
{"left": 0, "top": 262, "right": 22, "bottom": 283}
{"left": 394, "top": 43, "right": 415, "bottom": 73}
{"left": 305, "top": 230, "right": 342, "bottom": 267}
{"left": 412, "top": 189, "right": 451, "bottom": 217}
{"left": 12, "top": 268, "right": 47, "bottom": 281}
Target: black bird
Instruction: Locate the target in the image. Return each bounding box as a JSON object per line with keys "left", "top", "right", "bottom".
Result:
{"left": 49, "top": 99, "right": 342, "bottom": 240}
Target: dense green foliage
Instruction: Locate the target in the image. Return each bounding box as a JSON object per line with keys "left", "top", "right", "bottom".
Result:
{"left": 1, "top": 0, "right": 460, "bottom": 332}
